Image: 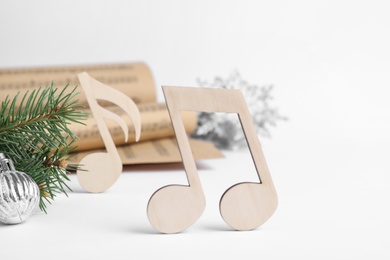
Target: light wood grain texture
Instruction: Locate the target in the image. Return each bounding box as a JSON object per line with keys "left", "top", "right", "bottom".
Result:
{"left": 147, "top": 86, "right": 278, "bottom": 233}
{"left": 76, "top": 72, "right": 141, "bottom": 193}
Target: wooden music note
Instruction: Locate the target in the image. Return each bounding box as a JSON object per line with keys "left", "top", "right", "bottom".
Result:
{"left": 147, "top": 86, "right": 278, "bottom": 233}
{"left": 76, "top": 72, "right": 141, "bottom": 193}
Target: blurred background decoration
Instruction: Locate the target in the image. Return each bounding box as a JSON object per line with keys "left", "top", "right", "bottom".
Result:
{"left": 192, "top": 72, "right": 287, "bottom": 150}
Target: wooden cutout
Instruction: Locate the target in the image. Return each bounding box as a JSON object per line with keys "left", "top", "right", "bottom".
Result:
{"left": 76, "top": 72, "right": 141, "bottom": 193}
{"left": 147, "top": 86, "right": 278, "bottom": 233}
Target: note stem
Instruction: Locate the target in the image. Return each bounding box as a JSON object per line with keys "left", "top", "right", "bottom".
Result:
{"left": 238, "top": 104, "right": 274, "bottom": 186}
{"left": 165, "top": 99, "right": 202, "bottom": 191}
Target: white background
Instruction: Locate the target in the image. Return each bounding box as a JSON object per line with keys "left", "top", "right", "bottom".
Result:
{"left": 1, "top": 1, "right": 389, "bottom": 259}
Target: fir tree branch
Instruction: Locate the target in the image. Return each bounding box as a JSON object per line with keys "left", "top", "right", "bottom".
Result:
{"left": 0, "top": 83, "right": 87, "bottom": 212}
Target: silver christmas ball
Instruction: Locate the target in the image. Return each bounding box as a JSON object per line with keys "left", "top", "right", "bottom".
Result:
{"left": 0, "top": 153, "right": 40, "bottom": 224}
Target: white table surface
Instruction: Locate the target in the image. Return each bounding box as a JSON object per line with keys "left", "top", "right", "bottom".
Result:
{"left": 1, "top": 137, "right": 389, "bottom": 259}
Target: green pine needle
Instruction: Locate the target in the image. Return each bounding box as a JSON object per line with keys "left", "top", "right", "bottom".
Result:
{"left": 0, "top": 83, "right": 87, "bottom": 212}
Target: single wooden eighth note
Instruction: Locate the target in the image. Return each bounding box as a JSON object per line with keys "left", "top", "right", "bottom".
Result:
{"left": 147, "top": 86, "right": 278, "bottom": 233}
{"left": 76, "top": 72, "right": 141, "bottom": 193}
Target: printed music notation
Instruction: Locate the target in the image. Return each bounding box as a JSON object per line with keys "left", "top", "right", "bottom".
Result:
{"left": 0, "top": 62, "right": 157, "bottom": 105}
{"left": 69, "top": 102, "right": 197, "bottom": 152}
{"left": 0, "top": 62, "right": 223, "bottom": 166}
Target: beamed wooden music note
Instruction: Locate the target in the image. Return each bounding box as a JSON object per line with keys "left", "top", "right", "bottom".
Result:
{"left": 76, "top": 72, "right": 141, "bottom": 193}
{"left": 147, "top": 86, "right": 278, "bottom": 233}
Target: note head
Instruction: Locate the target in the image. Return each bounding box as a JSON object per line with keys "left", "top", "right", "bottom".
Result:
{"left": 147, "top": 184, "right": 206, "bottom": 234}
{"left": 219, "top": 182, "right": 278, "bottom": 231}
{"left": 77, "top": 152, "right": 123, "bottom": 193}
